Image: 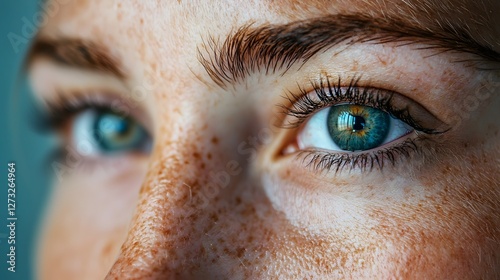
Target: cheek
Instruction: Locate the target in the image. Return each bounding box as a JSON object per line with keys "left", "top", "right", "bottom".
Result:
{"left": 40, "top": 215, "right": 127, "bottom": 280}
{"left": 259, "top": 143, "right": 499, "bottom": 277}
{"left": 380, "top": 146, "right": 500, "bottom": 277}
{"left": 38, "top": 160, "right": 146, "bottom": 279}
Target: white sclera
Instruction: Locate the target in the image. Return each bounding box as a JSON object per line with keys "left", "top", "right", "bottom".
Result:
{"left": 72, "top": 110, "right": 100, "bottom": 156}
{"left": 298, "top": 106, "right": 413, "bottom": 152}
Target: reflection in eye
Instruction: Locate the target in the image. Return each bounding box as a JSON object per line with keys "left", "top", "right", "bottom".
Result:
{"left": 72, "top": 109, "right": 152, "bottom": 156}
{"left": 299, "top": 104, "right": 412, "bottom": 152}
{"left": 280, "top": 76, "right": 448, "bottom": 171}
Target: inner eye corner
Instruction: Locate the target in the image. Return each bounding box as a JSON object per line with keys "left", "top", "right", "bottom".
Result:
{"left": 269, "top": 122, "right": 304, "bottom": 162}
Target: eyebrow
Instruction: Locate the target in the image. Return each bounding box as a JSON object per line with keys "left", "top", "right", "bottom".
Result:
{"left": 26, "top": 37, "right": 124, "bottom": 78}
{"left": 198, "top": 14, "right": 500, "bottom": 88}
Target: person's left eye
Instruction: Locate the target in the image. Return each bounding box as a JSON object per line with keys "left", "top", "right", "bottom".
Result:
{"left": 297, "top": 104, "right": 413, "bottom": 152}
{"left": 278, "top": 76, "right": 448, "bottom": 172}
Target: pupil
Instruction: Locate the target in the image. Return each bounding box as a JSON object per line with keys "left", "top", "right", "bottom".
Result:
{"left": 352, "top": 115, "right": 365, "bottom": 131}
{"left": 327, "top": 105, "right": 391, "bottom": 152}
{"left": 114, "top": 121, "right": 130, "bottom": 136}
{"left": 100, "top": 116, "right": 131, "bottom": 138}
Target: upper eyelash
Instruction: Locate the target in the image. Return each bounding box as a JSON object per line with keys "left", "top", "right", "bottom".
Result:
{"left": 33, "top": 93, "right": 127, "bottom": 132}
{"left": 279, "top": 75, "right": 442, "bottom": 134}
{"left": 275, "top": 75, "right": 448, "bottom": 173}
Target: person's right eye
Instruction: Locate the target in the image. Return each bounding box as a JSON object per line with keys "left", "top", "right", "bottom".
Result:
{"left": 38, "top": 94, "right": 152, "bottom": 158}
{"left": 72, "top": 109, "right": 151, "bottom": 156}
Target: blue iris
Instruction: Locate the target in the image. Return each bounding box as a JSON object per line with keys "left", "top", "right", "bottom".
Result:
{"left": 327, "top": 105, "right": 390, "bottom": 151}
{"left": 92, "top": 112, "right": 149, "bottom": 153}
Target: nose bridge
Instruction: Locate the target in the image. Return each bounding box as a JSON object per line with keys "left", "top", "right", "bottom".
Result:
{"left": 105, "top": 55, "right": 265, "bottom": 277}
{"left": 105, "top": 147, "right": 210, "bottom": 279}
{"left": 105, "top": 96, "right": 247, "bottom": 278}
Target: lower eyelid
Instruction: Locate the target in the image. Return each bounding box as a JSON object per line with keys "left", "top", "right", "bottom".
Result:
{"left": 293, "top": 136, "right": 421, "bottom": 173}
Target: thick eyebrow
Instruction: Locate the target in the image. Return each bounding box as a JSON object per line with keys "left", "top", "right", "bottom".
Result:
{"left": 198, "top": 14, "right": 500, "bottom": 88}
{"left": 26, "top": 38, "right": 124, "bottom": 78}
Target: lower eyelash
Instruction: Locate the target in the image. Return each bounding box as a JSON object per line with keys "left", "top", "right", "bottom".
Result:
{"left": 296, "top": 137, "right": 420, "bottom": 173}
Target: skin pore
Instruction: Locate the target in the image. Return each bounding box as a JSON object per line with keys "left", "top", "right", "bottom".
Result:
{"left": 28, "top": 0, "right": 499, "bottom": 279}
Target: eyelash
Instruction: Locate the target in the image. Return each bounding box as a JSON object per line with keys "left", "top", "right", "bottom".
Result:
{"left": 36, "top": 78, "right": 439, "bottom": 173}
{"left": 35, "top": 93, "right": 128, "bottom": 131}
{"left": 279, "top": 75, "right": 441, "bottom": 173}
{"left": 281, "top": 76, "right": 439, "bottom": 134}
{"left": 34, "top": 93, "right": 132, "bottom": 163}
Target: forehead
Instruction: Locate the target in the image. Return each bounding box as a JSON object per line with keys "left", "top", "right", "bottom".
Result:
{"left": 40, "top": 0, "right": 499, "bottom": 41}
{"left": 31, "top": 0, "right": 499, "bottom": 107}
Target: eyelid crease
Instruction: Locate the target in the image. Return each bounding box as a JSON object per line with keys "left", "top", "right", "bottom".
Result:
{"left": 33, "top": 91, "right": 148, "bottom": 134}
{"left": 278, "top": 75, "right": 450, "bottom": 135}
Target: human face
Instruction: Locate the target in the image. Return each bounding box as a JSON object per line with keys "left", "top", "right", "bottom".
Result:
{"left": 28, "top": 0, "right": 500, "bottom": 279}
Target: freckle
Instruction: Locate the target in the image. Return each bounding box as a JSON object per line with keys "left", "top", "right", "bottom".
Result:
{"left": 210, "top": 213, "right": 219, "bottom": 222}
{"left": 140, "top": 18, "right": 144, "bottom": 25}
{"left": 236, "top": 247, "right": 245, "bottom": 258}
{"left": 235, "top": 196, "right": 242, "bottom": 205}
{"left": 211, "top": 136, "right": 219, "bottom": 144}
{"left": 193, "top": 152, "right": 201, "bottom": 159}
{"left": 377, "top": 55, "right": 387, "bottom": 66}
{"left": 207, "top": 153, "right": 212, "bottom": 160}
{"left": 101, "top": 242, "right": 112, "bottom": 258}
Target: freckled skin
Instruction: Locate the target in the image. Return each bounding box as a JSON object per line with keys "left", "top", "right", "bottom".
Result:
{"left": 32, "top": 0, "right": 500, "bottom": 279}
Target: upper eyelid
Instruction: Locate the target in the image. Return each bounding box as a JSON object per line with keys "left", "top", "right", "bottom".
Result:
{"left": 278, "top": 76, "right": 450, "bottom": 134}
{"left": 33, "top": 90, "right": 154, "bottom": 135}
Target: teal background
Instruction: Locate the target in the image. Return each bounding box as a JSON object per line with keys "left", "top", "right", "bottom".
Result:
{"left": 1, "top": 1, "right": 52, "bottom": 279}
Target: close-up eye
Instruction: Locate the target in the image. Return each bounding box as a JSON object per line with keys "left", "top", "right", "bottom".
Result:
{"left": 279, "top": 76, "right": 450, "bottom": 171}
{"left": 38, "top": 98, "right": 153, "bottom": 158}
{"left": 297, "top": 104, "right": 413, "bottom": 152}
{"left": 71, "top": 109, "right": 152, "bottom": 156}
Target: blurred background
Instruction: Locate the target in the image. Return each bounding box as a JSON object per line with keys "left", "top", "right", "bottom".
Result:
{"left": 1, "top": 1, "right": 52, "bottom": 279}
